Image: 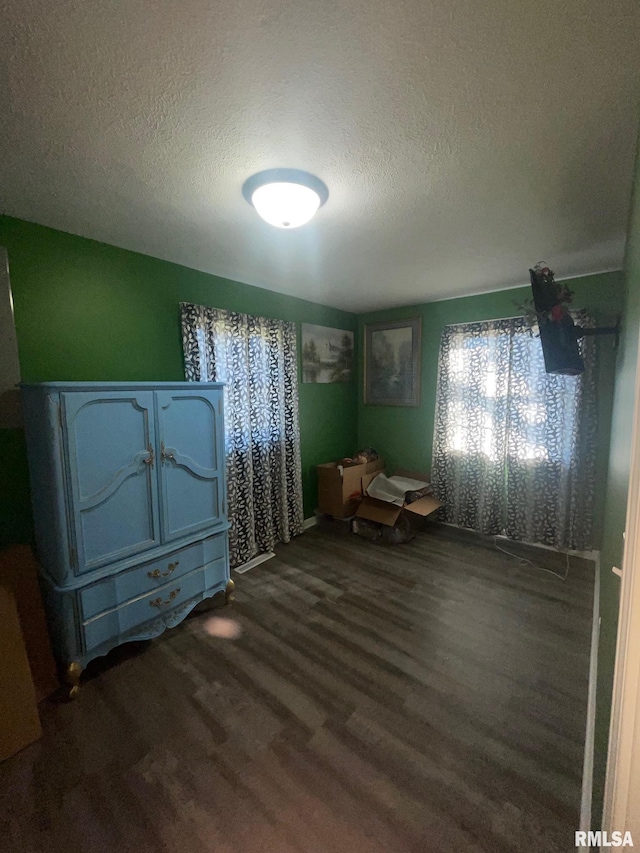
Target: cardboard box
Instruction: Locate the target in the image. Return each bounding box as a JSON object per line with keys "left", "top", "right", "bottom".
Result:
{"left": 356, "top": 470, "right": 442, "bottom": 527}
{"left": 0, "top": 586, "right": 42, "bottom": 761}
{"left": 0, "top": 545, "right": 59, "bottom": 701}
{"left": 317, "top": 458, "right": 385, "bottom": 518}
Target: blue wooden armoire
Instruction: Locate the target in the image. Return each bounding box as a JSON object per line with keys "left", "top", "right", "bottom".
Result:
{"left": 21, "top": 382, "right": 231, "bottom": 696}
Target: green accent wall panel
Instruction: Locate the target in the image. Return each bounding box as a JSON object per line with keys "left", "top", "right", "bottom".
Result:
{"left": 0, "top": 428, "right": 32, "bottom": 545}
{"left": 0, "top": 214, "right": 358, "bottom": 538}
{"left": 3, "top": 204, "right": 638, "bottom": 827}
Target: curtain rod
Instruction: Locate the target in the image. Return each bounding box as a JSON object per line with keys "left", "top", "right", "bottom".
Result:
{"left": 443, "top": 315, "right": 524, "bottom": 327}
{"left": 443, "top": 308, "right": 588, "bottom": 329}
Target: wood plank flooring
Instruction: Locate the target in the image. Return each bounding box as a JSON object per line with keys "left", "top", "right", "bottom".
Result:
{"left": 0, "top": 523, "right": 594, "bottom": 852}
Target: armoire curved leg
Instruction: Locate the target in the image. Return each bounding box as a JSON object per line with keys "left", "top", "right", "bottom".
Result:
{"left": 66, "top": 661, "right": 82, "bottom": 699}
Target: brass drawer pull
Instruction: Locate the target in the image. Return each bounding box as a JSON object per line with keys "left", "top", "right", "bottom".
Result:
{"left": 143, "top": 444, "right": 155, "bottom": 468}
{"left": 150, "top": 588, "right": 180, "bottom": 608}
{"left": 147, "top": 561, "right": 179, "bottom": 579}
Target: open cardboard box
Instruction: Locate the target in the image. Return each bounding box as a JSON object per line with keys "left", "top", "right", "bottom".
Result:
{"left": 356, "top": 469, "right": 442, "bottom": 526}
{"left": 317, "top": 458, "right": 385, "bottom": 518}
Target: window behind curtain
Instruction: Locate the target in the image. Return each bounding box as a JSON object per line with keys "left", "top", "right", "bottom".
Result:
{"left": 181, "top": 302, "right": 304, "bottom": 567}
{"left": 431, "top": 316, "right": 597, "bottom": 550}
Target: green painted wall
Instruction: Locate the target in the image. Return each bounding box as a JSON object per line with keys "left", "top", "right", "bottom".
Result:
{"left": 2, "top": 209, "right": 635, "bottom": 822}
{"left": 0, "top": 428, "right": 32, "bottom": 544}
{"left": 0, "top": 214, "right": 358, "bottom": 544}
{"left": 357, "top": 270, "right": 625, "bottom": 548}
{"left": 592, "top": 136, "right": 640, "bottom": 826}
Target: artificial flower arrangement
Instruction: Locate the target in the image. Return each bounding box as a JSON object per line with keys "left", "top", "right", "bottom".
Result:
{"left": 516, "top": 262, "right": 574, "bottom": 332}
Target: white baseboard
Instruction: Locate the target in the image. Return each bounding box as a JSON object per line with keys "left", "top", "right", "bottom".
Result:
{"left": 303, "top": 516, "right": 317, "bottom": 531}
{"left": 494, "top": 532, "right": 599, "bottom": 561}
{"left": 234, "top": 551, "right": 275, "bottom": 574}
{"left": 580, "top": 552, "right": 601, "bottom": 832}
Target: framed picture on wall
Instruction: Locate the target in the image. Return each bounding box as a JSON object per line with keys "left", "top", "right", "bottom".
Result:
{"left": 364, "top": 317, "right": 421, "bottom": 406}
{"left": 301, "top": 324, "right": 354, "bottom": 383}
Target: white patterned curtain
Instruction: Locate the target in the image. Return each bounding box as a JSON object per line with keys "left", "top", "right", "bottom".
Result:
{"left": 180, "top": 303, "right": 303, "bottom": 567}
{"left": 431, "top": 316, "right": 597, "bottom": 550}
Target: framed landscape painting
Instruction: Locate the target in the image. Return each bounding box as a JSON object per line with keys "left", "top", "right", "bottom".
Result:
{"left": 364, "top": 317, "right": 421, "bottom": 406}
{"left": 302, "top": 324, "right": 354, "bottom": 383}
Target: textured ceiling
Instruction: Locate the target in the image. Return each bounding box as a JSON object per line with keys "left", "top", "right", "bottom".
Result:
{"left": 1, "top": 0, "right": 639, "bottom": 311}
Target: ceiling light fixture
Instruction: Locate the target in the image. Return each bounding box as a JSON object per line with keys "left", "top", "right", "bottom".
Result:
{"left": 242, "top": 168, "right": 328, "bottom": 229}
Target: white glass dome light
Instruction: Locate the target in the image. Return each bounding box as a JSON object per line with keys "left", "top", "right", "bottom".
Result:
{"left": 252, "top": 182, "right": 320, "bottom": 229}
{"left": 242, "top": 169, "right": 329, "bottom": 229}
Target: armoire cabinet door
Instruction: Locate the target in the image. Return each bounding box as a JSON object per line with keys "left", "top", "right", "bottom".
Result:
{"left": 155, "top": 390, "right": 224, "bottom": 543}
{"left": 62, "top": 391, "right": 161, "bottom": 572}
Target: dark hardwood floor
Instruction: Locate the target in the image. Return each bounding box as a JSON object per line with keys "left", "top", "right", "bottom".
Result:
{"left": 0, "top": 523, "right": 594, "bottom": 853}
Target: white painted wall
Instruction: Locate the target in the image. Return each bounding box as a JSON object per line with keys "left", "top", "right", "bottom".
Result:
{"left": 603, "top": 316, "right": 640, "bottom": 842}
{"left": 0, "top": 248, "right": 22, "bottom": 428}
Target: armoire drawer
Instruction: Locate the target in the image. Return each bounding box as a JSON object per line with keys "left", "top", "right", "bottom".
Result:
{"left": 79, "top": 533, "right": 227, "bottom": 621}
{"left": 82, "top": 558, "right": 227, "bottom": 653}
